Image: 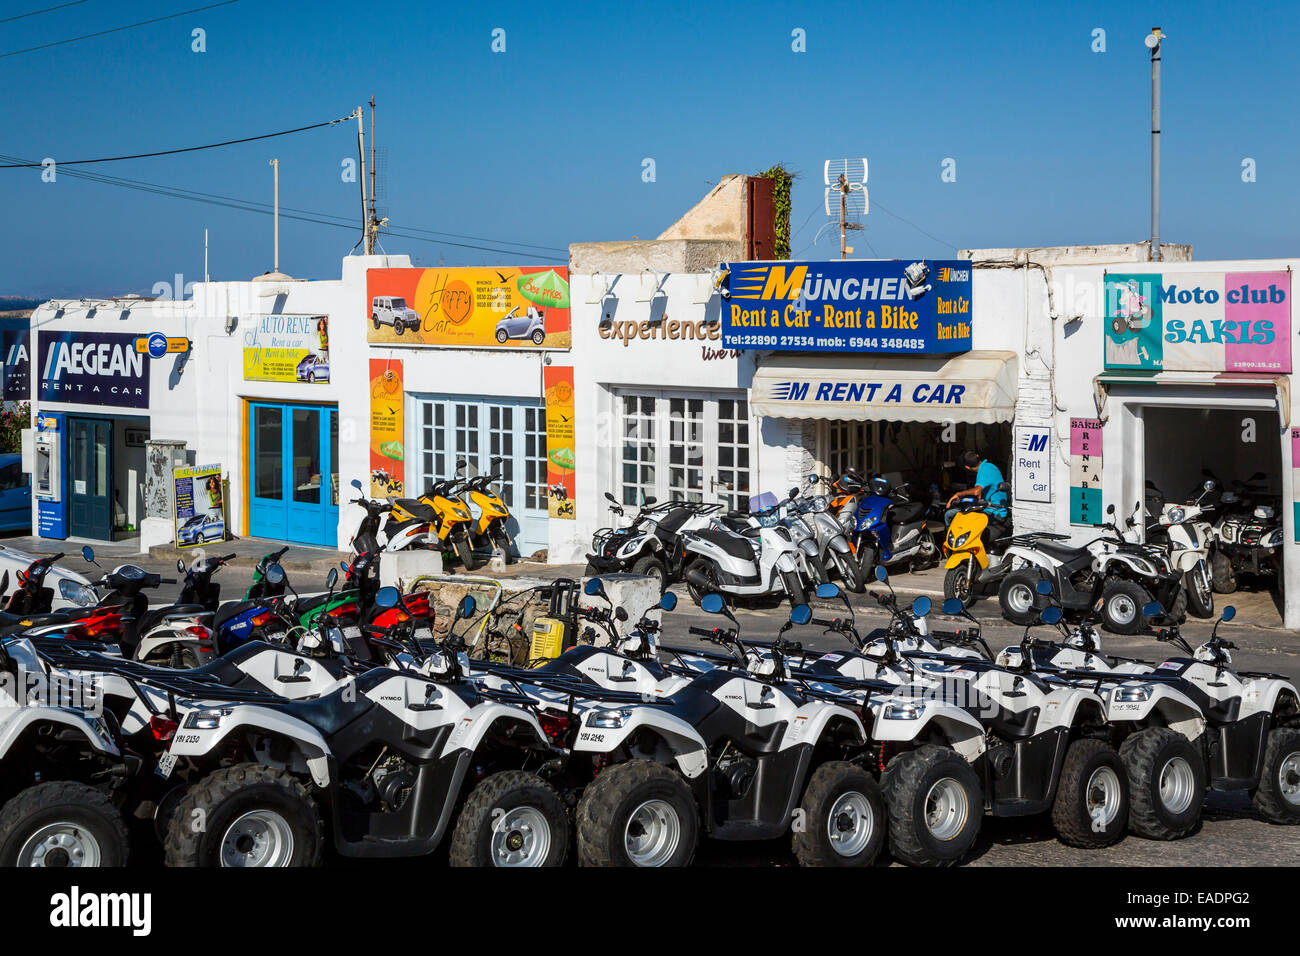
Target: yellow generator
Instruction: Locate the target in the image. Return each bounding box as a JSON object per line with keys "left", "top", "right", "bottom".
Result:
{"left": 526, "top": 579, "right": 580, "bottom": 665}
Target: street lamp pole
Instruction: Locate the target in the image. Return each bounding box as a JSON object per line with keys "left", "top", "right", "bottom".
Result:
{"left": 1147, "top": 27, "right": 1163, "bottom": 262}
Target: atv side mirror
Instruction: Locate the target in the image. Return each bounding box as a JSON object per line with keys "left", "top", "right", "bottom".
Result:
{"left": 1106, "top": 504, "right": 1115, "bottom": 515}
{"left": 340, "top": 560, "right": 349, "bottom": 572}
{"left": 942, "top": 598, "right": 965, "bottom": 615}
{"left": 615, "top": 607, "right": 628, "bottom": 622}
{"left": 911, "top": 596, "right": 931, "bottom": 617}
{"left": 815, "top": 582, "right": 840, "bottom": 600}
{"left": 790, "top": 604, "right": 812, "bottom": 626}
{"left": 1221, "top": 606, "right": 1236, "bottom": 622}
{"left": 374, "top": 586, "right": 399, "bottom": 610}
{"left": 1142, "top": 600, "right": 1164, "bottom": 618}
{"left": 660, "top": 591, "right": 678, "bottom": 612}
{"left": 351, "top": 478, "right": 363, "bottom": 491}
{"left": 874, "top": 565, "right": 888, "bottom": 583}
{"left": 265, "top": 563, "right": 286, "bottom": 586}
{"left": 701, "top": 593, "right": 726, "bottom": 614}
{"left": 604, "top": 492, "right": 616, "bottom": 503}
{"left": 584, "top": 578, "right": 602, "bottom": 596}
{"left": 788, "top": 487, "right": 799, "bottom": 500}
{"left": 326, "top": 567, "right": 338, "bottom": 589}
{"left": 1039, "top": 606, "right": 1063, "bottom": 625}
{"left": 458, "top": 595, "right": 477, "bottom": 619}
{"left": 81, "top": 545, "right": 95, "bottom": 563}
{"left": 644, "top": 496, "right": 657, "bottom": 507}
{"left": 1035, "top": 579, "right": 1054, "bottom": 596}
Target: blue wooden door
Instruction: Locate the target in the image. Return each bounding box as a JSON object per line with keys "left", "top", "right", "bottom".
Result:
{"left": 248, "top": 403, "right": 338, "bottom": 546}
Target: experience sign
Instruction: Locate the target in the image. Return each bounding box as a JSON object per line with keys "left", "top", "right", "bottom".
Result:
{"left": 721, "top": 259, "right": 972, "bottom": 354}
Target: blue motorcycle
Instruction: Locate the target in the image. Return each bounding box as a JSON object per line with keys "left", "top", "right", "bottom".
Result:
{"left": 851, "top": 477, "right": 939, "bottom": 579}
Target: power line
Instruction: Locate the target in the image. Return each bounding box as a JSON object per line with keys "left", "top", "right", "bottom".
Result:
{"left": 869, "top": 198, "right": 959, "bottom": 252}
{"left": 0, "top": 0, "right": 90, "bottom": 25}
{"left": 0, "top": 116, "right": 352, "bottom": 167}
{"left": 0, "top": 0, "right": 241, "bottom": 59}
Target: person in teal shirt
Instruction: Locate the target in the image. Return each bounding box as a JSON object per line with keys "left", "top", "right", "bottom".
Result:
{"left": 944, "top": 450, "right": 1008, "bottom": 524}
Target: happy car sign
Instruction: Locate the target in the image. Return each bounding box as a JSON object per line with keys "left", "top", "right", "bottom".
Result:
{"left": 1104, "top": 271, "right": 1291, "bottom": 373}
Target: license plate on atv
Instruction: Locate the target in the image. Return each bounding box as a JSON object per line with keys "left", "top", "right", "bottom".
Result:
{"left": 342, "top": 625, "right": 362, "bottom": 642}
{"left": 155, "top": 750, "right": 178, "bottom": 780}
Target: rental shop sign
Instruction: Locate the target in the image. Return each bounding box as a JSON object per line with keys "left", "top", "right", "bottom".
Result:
{"left": 1104, "top": 271, "right": 1291, "bottom": 373}
{"left": 720, "top": 260, "right": 972, "bottom": 353}
{"left": 37, "top": 330, "right": 149, "bottom": 408}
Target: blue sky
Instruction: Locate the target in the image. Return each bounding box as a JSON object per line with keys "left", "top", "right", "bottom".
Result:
{"left": 1, "top": 0, "right": 1296, "bottom": 296}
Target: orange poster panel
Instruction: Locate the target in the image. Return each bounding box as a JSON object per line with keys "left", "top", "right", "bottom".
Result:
{"left": 369, "top": 358, "right": 403, "bottom": 496}
{"left": 543, "top": 365, "right": 575, "bottom": 519}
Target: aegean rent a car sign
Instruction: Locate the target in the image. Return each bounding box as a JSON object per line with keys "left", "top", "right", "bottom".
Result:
{"left": 37, "top": 330, "right": 149, "bottom": 408}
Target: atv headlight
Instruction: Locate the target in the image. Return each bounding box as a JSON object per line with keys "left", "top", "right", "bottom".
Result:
{"left": 883, "top": 701, "right": 925, "bottom": 720}
{"left": 184, "top": 708, "right": 232, "bottom": 729}
{"left": 58, "top": 579, "right": 97, "bottom": 607}
{"left": 588, "top": 709, "right": 631, "bottom": 729}
{"left": 1112, "top": 685, "right": 1152, "bottom": 703}
{"left": 1262, "top": 529, "right": 1282, "bottom": 549}
{"left": 1220, "top": 524, "right": 1238, "bottom": 544}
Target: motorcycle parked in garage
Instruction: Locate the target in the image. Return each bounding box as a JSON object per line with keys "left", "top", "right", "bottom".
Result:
{"left": 1146, "top": 477, "right": 1217, "bottom": 617}
{"left": 850, "top": 476, "right": 939, "bottom": 580}
{"left": 1210, "top": 472, "right": 1282, "bottom": 594}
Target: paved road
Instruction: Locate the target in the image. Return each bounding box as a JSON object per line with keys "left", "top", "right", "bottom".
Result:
{"left": 6, "top": 538, "right": 1298, "bottom": 868}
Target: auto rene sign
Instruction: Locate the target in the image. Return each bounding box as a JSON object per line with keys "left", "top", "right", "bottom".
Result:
{"left": 721, "top": 260, "right": 972, "bottom": 354}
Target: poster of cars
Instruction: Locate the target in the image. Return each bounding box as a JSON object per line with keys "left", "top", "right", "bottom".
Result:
{"left": 365, "top": 266, "right": 571, "bottom": 349}
{"left": 543, "top": 365, "right": 575, "bottom": 519}
{"left": 369, "top": 358, "right": 403, "bottom": 497}
{"left": 1103, "top": 271, "right": 1291, "bottom": 373}
{"left": 174, "top": 463, "right": 225, "bottom": 547}
{"left": 242, "top": 314, "right": 330, "bottom": 383}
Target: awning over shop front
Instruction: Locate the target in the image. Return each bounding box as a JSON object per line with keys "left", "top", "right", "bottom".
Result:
{"left": 751, "top": 350, "right": 1018, "bottom": 423}
{"left": 1093, "top": 370, "right": 1291, "bottom": 427}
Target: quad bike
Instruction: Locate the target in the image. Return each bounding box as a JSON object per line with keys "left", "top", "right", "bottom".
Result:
{"left": 585, "top": 493, "right": 721, "bottom": 592}
{"left": 1210, "top": 472, "right": 1282, "bottom": 595}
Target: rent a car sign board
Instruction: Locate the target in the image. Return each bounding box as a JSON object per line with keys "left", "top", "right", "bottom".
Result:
{"left": 721, "top": 260, "right": 972, "bottom": 353}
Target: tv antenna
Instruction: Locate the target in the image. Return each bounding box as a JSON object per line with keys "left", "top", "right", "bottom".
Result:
{"left": 824, "top": 158, "right": 868, "bottom": 259}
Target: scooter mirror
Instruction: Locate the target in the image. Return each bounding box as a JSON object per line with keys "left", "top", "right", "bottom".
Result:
{"left": 700, "top": 593, "right": 725, "bottom": 614}
{"left": 584, "top": 578, "right": 602, "bottom": 596}
{"left": 81, "top": 545, "right": 95, "bottom": 563}
{"left": 644, "top": 496, "right": 657, "bottom": 507}
{"left": 326, "top": 567, "right": 338, "bottom": 589}
{"left": 911, "top": 596, "right": 932, "bottom": 617}
{"left": 458, "top": 595, "right": 477, "bottom": 619}
{"left": 660, "top": 591, "right": 678, "bottom": 612}
{"left": 350, "top": 478, "right": 363, "bottom": 491}
{"left": 1035, "top": 579, "right": 1054, "bottom": 596}
{"left": 177, "top": 558, "right": 185, "bottom": 574}
{"left": 374, "top": 586, "right": 399, "bottom": 610}
{"left": 815, "top": 582, "right": 840, "bottom": 600}
{"left": 1222, "top": 606, "right": 1236, "bottom": 622}
{"left": 874, "top": 565, "right": 888, "bottom": 583}
{"left": 264, "top": 563, "right": 286, "bottom": 586}
{"left": 1106, "top": 504, "right": 1115, "bottom": 515}
{"left": 1142, "top": 600, "right": 1163, "bottom": 618}
{"left": 615, "top": 607, "right": 628, "bottom": 622}
{"left": 942, "top": 598, "right": 965, "bottom": 615}
{"left": 789, "top": 604, "right": 812, "bottom": 626}
{"left": 1203, "top": 479, "right": 1216, "bottom": 490}
{"left": 1039, "top": 606, "right": 1063, "bottom": 625}
{"left": 788, "top": 487, "right": 799, "bottom": 500}
{"left": 604, "top": 492, "right": 617, "bottom": 503}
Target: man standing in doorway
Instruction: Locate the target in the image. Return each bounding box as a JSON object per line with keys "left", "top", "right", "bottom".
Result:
{"left": 944, "top": 450, "right": 1008, "bottom": 525}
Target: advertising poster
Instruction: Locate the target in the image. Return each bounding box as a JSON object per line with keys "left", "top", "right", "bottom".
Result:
{"left": 720, "top": 259, "right": 972, "bottom": 353}
{"left": 366, "top": 266, "right": 571, "bottom": 349}
{"left": 543, "top": 365, "right": 575, "bottom": 519}
{"left": 243, "top": 314, "right": 330, "bottom": 383}
{"left": 2, "top": 327, "right": 30, "bottom": 400}
{"left": 369, "top": 358, "right": 404, "bottom": 496}
{"left": 1014, "top": 425, "right": 1051, "bottom": 503}
{"left": 174, "top": 464, "right": 225, "bottom": 548}
{"left": 1104, "top": 271, "right": 1291, "bottom": 373}
{"left": 1069, "top": 419, "right": 1103, "bottom": 526}
{"left": 37, "top": 330, "right": 150, "bottom": 408}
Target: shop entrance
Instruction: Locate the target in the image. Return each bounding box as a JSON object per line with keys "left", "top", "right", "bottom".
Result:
{"left": 248, "top": 402, "right": 339, "bottom": 547}
{"left": 67, "top": 416, "right": 112, "bottom": 540}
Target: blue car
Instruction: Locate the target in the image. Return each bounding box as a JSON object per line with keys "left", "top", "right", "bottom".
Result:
{"left": 296, "top": 353, "right": 330, "bottom": 383}
{"left": 0, "top": 454, "right": 31, "bottom": 532}
{"left": 178, "top": 512, "right": 224, "bottom": 546}
{"left": 494, "top": 306, "right": 546, "bottom": 345}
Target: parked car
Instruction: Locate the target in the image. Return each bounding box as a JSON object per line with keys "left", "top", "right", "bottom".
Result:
{"left": 295, "top": 352, "right": 329, "bottom": 383}
{"left": 177, "top": 512, "right": 224, "bottom": 546}
{"left": 495, "top": 306, "right": 546, "bottom": 345}
{"left": 371, "top": 295, "right": 420, "bottom": 336}
{"left": 0, "top": 455, "right": 30, "bottom": 533}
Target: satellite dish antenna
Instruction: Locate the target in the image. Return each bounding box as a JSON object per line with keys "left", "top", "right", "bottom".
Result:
{"left": 823, "top": 158, "right": 869, "bottom": 259}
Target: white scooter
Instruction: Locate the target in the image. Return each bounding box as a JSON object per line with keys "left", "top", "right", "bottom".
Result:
{"left": 1146, "top": 478, "right": 1217, "bottom": 619}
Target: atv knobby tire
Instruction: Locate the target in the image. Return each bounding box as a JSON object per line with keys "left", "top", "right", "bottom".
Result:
{"left": 792, "top": 761, "right": 884, "bottom": 867}
{"left": 164, "top": 763, "right": 324, "bottom": 867}
{"left": 1120, "top": 728, "right": 1205, "bottom": 840}
{"left": 631, "top": 555, "right": 669, "bottom": 593}
{"left": 0, "top": 781, "right": 129, "bottom": 867}
{"left": 576, "top": 760, "right": 697, "bottom": 867}
{"left": 882, "top": 746, "right": 981, "bottom": 867}
{"left": 449, "top": 770, "right": 569, "bottom": 867}
{"left": 1051, "top": 738, "right": 1129, "bottom": 848}
{"left": 1253, "top": 728, "right": 1300, "bottom": 824}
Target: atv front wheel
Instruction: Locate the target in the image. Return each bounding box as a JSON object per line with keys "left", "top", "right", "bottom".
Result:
{"left": 0, "top": 782, "right": 129, "bottom": 867}
{"left": 632, "top": 555, "right": 669, "bottom": 593}
{"left": 793, "top": 761, "right": 884, "bottom": 867}
{"left": 576, "top": 760, "right": 698, "bottom": 867}
{"left": 449, "top": 771, "right": 569, "bottom": 867}
{"left": 1051, "top": 738, "right": 1129, "bottom": 848}
{"left": 164, "top": 763, "right": 323, "bottom": 867}
{"left": 1120, "top": 728, "right": 1205, "bottom": 840}
{"left": 998, "top": 569, "right": 1042, "bottom": 625}
{"left": 1253, "top": 728, "right": 1300, "bottom": 824}
{"left": 1210, "top": 550, "right": 1238, "bottom": 594}
{"left": 882, "top": 746, "right": 981, "bottom": 867}
{"left": 1100, "top": 580, "right": 1152, "bottom": 634}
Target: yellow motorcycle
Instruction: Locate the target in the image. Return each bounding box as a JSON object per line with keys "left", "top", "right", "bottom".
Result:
{"left": 941, "top": 484, "right": 1016, "bottom": 609}
{"left": 461, "top": 456, "right": 516, "bottom": 564}
{"left": 404, "top": 478, "right": 479, "bottom": 571}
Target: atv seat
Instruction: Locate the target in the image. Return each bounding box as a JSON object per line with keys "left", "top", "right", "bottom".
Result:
{"left": 688, "top": 528, "right": 756, "bottom": 562}
{"left": 263, "top": 668, "right": 389, "bottom": 735}
{"left": 1034, "top": 540, "right": 1091, "bottom": 564}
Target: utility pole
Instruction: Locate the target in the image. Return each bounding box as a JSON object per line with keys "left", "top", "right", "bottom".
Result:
{"left": 838, "top": 173, "right": 848, "bottom": 260}
{"left": 355, "top": 105, "right": 369, "bottom": 254}
{"left": 368, "top": 96, "right": 378, "bottom": 255}
{"left": 204, "top": 227, "right": 209, "bottom": 283}
{"left": 268, "top": 158, "right": 280, "bottom": 273}
{"left": 1146, "top": 27, "right": 1163, "bottom": 261}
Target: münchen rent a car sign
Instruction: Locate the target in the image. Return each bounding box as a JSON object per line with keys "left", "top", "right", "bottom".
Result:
{"left": 721, "top": 260, "right": 972, "bottom": 353}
